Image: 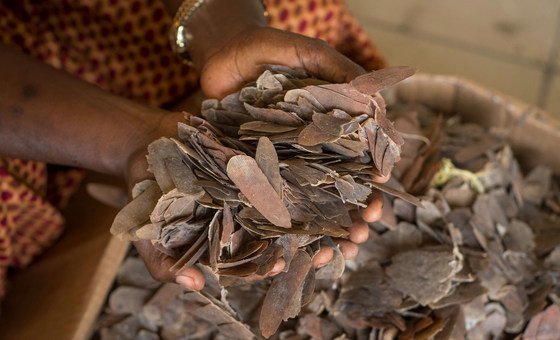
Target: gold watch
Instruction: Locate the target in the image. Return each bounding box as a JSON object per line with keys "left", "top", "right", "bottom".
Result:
{"left": 169, "top": 0, "right": 268, "bottom": 64}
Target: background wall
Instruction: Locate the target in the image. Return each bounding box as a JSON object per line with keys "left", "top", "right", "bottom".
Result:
{"left": 346, "top": 0, "right": 560, "bottom": 116}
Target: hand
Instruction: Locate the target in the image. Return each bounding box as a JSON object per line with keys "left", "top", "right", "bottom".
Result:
{"left": 127, "top": 25, "right": 386, "bottom": 287}
{"left": 122, "top": 112, "right": 204, "bottom": 288}
{"left": 198, "top": 25, "right": 387, "bottom": 259}
{"left": 337, "top": 173, "right": 390, "bottom": 259}
{"left": 130, "top": 159, "right": 386, "bottom": 292}
{"left": 199, "top": 26, "right": 366, "bottom": 99}
{"left": 124, "top": 114, "right": 386, "bottom": 291}
{"left": 131, "top": 213, "right": 380, "bottom": 292}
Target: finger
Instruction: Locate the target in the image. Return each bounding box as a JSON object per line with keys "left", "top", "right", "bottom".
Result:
{"left": 201, "top": 27, "right": 365, "bottom": 99}
{"left": 336, "top": 240, "right": 359, "bottom": 260}
{"left": 372, "top": 172, "right": 391, "bottom": 183}
{"left": 293, "top": 34, "right": 366, "bottom": 83}
{"left": 362, "top": 190, "right": 384, "bottom": 223}
{"left": 176, "top": 267, "right": 205, "bottom": 291}
{"left": 133, "top": 240, "right": 177, "bottom": 282}
{"left": 313, "top": 246, "right": 334, "bottom": 268}
{"left": 241, "top": 258, "right": 286, "bottom": 282}
{"left": 133, "top": 240, "right": 206, "bottom": 290}
{"left": 268, "top": 245, "right": 335, "bottom": 276}
{"left": 269, "top": 245, "right": 335, "bottom": 276}
{"left": 267, "top": 258, "right": 286, "bottom": 277}
{"left": 348, "top": 219, "right": 370, "bottom": 244}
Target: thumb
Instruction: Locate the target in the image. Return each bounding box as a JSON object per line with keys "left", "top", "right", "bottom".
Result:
{"left": 133, "top": 240, "right": 205, "bottom": 290}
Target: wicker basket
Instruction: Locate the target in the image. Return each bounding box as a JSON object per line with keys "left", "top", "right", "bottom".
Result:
{"left": 386, "top": 74, "right": 560, "bottom": 174}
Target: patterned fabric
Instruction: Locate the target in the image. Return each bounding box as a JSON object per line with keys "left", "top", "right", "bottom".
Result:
{"left": 0, "top": 0, "right": 385, "bottom": 297}
{"left": 266, "top": 0, "right": 384, "bottom": 71}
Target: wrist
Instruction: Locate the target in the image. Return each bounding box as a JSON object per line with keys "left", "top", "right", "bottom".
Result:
{"left": 115, "top": 110, "right": 183, "bottom": 180}
{"left": 183, "top": 0, "right": 266, "bottom": 71}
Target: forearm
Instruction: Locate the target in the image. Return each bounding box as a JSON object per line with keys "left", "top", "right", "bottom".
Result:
{"left": 164, "top": 0, "right": 266, "bottom": 71}
{"left": 0, "top": 44, "right": 172, "bottom": 177}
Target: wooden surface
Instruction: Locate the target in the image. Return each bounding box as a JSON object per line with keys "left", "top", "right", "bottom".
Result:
{"left": 0, "top": 174, "right": 129, "bottom": 340}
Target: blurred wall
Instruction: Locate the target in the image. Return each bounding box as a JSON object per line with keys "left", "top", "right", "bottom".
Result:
{"left": 346, "top": 0, "right": 560, "bottom": 116}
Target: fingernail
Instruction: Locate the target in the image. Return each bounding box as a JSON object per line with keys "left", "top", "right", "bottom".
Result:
{"left": 314, "top": 255, "right": 330, "bottom": 268}
{"left": 268, "top": 259, "right": 286, "bottom": 276}
{"left": 316, "top": 260, "right": 329, "bottom": 268}
{"left": 191, "top": 276, "right": 204, "bottom": 291}
{"left": 176, "top": 275, "right": 194, "bottom": 289}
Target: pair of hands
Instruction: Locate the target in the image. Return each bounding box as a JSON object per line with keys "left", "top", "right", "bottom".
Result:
{"left": 128, "top": 27, "right": 387, "bottom": 291}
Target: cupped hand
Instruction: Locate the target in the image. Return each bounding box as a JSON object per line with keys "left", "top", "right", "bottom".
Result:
{"left": 125, "top": 27, "right": 388, "bottom": 289}
{"left": 199, "top": 26, "right": 366, "bottom": 99}
{"left": 123, "top": 112, "right": 203, "bottom": 288}
{"left": 197, "top": 25, "right": 387, "bottom": 263}
{"left": 130, "top": 209, "right": 380, "bottom": 292}
{"left": 128, "top": 134, "right": 386, "bottom": 291}
{"left": 129, "top": 148, "right": 387, "bottom": 292}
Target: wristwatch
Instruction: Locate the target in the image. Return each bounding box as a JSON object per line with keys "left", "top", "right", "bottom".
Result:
{"left": 169, "top": 0, "right": 206, "bottom": 64}
{"left": 169, "top": 0, "right": 268, "bottom": 64}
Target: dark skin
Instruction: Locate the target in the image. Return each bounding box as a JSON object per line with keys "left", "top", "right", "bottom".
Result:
{"left": 0, "top": 0, "right": 386, "bottom": 291}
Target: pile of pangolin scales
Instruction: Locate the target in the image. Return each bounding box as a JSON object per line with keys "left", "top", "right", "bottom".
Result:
{"left": 110, "top": 66, "right": 419, "bottom": 336}
{"left": 107, "top": 66, "right": 560, "bottom": 339}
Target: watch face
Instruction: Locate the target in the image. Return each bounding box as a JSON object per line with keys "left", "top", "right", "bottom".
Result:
{"left": 170, "top": 27, "right": 193, "bottom": 66}
{"left": 176, "top": 26, "right": 187, "bottom": 51}
{"left": 170, "top": 26, "right": 187, "bottom": 54}
{"left": 169, "top": 0, "right": 205, "bottom": 63}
